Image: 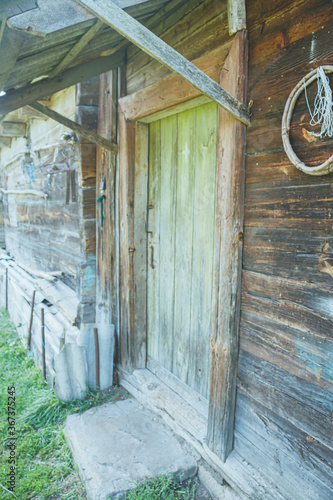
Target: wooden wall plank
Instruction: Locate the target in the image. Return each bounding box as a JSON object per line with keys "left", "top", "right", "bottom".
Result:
{"left": 126, "top": 0, "right": 229, "bottom": 94}
{"left": 95, "top": 69, "right": 119, "bottom": 326}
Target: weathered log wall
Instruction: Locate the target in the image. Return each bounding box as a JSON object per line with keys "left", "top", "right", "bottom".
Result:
{"left": 239, "top": 0, "right": 333, "bottom": 498}
{"left": 0, "top": 88, "right": 81, "bottom": 288}
{"left": 122, "top": 0, "right": 333, "bottom": 498}
{"left": 0, "top": 79, "right": 99, "bottom": 326}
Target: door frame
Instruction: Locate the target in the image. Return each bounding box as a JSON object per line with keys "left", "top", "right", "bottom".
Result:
{"left": 117, "top": 32, "right": 248, "bottom": 462}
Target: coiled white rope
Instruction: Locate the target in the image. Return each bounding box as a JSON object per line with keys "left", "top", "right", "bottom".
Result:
{"left": 282, "top": 66, "right": 333, "bottom": 176}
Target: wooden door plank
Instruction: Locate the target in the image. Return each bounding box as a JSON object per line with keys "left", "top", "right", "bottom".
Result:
{"left": 158, "top": 114, "right": 177, "bottom": 371}
{"left": 76, "top": 0, "right": 251, "bottom": 125}
{"left": 132, "top": 121, "right": 149, "bottom": 364}
{"left": 207, "top": 30, "right": 248, "bottom": 462}
{"left": 173, "top": 108, "right": 195, "bottom": 385}
{"left": 188, "top": 102, "right": 218, "bottom": 399}
{"left": 147, "top": 120, "right": 161, "bottom": 363}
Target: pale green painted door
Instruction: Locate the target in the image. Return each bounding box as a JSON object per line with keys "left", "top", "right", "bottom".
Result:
{"left": 147, "top": 102, "right": 218, "bottom": 399}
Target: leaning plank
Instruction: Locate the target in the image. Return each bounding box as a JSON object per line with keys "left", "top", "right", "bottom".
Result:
{"left": 0, "top": 50, "right": 125, "bottom": 116}
{"left": 227, "top": 0, "right": 247, "bottom": 35}
{"left": 207, "top": 30, "right": 248, "bottom": 462}
{"left": 0, "top": 22, "right": 27, "bottom": 91}
{"left": 49, "top": 19, "right": 104, "bottom": 78}
{"left": 30, "top": 102, "right": 119, "bottom": 154}
{"left": 76, "top": 0, "right": 251, "bottom": 125}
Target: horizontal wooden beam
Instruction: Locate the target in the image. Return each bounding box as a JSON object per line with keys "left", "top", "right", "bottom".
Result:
{"left": 76, "top": 0, "right": 251, "bottom": 125}
{"left": 49, "top": 19, "right": 104, "bottom": 78}
{"left": 30, "top": 102, "right": 119, "bottom": 154}
{"left": 119, "top": 44, "right": 232, "bottom": 121}
{"left": 0, "top": 49, "right": 125, "bottom": 117}
{"left": 1, "top": 121, "right": 26, "bottom": 136}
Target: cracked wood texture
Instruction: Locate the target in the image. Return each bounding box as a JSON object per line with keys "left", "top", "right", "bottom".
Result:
{"left": 121, "top": 0, "right": 333, "bottom": 498}
{"left": 238, "top": 0, "right": 333, "bottom": 498}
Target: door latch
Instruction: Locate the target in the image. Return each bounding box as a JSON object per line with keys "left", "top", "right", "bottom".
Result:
{"left": 145, "top": 203, "right": 154, "bottom": 235}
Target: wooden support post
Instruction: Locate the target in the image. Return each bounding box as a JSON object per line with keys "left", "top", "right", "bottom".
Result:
{"left": 41, "top": 308, "right": 46, "bottom": 380}
{"left": 28, "top": 290, "right": 36, "bottom": 349}
{"left": 207, "top": 30, "right": 248, "bottom": 462}
{"left": 94, "top": 327, "right": 100, "bottom": 390}
{"left": 227, "top": 0, "right": 247, "bottom": 35}
{"left": 30, "top": 102, "right": 119, "bottom": 154}
{"left": 76, "top": 0, "right": 251, "bottom": 125}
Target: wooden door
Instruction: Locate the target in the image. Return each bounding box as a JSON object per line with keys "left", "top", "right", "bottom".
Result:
{"left": 147, "top": 102, "right": 218, "bottom": 399}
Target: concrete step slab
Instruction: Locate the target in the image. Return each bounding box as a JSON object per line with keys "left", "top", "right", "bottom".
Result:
{"left": 64, "top": 397, "right": 198, "bottom": 500}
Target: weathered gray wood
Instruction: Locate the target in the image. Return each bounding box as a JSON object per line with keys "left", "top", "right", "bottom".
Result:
{"left": 147, "top": 103, "right": 218, "bottom": 399}
{"left": 0, "top": 22, "right": 27, "bottom": 91}
{"left": 18, "top": 106, "right": 47, "bottom": 120}
{"left": 1, "top": 121, "right": 26, "bottom": 136}
{"left": 0, "top": 136, "right": 11, "bottom": 147}
{"left": 49, "top": 19, "right": 104, "bottom": 78}
{"left": 207, "top": 30, "right": 248, "bottom": 462}
{"left": 76, "top": 0, "right": 251, "bottom": 125}
{"left": 1, "top": 188, "right": 47, "bottom": 197}
{"left": 118, "top": 366, "right": 286, "bottom": 500}
{"left": 132, "top": 121, "right": 148, "bottom": 366}
{"left": 0, "top": 50, "right": 125, "bottom": 116}
{"left": 118, "top": 110, "right": 134, "bottom": 370}
{"left": 30, "top": 102, "right": 119, "bottom": 154}
{"left": 227, "top": 0, "right": 247, "bottom": 34}
{"left": 147, "top": 356, "right": 209, "bottom": 419}
{"left": 188, "top": 102, "right": 218, "bottom": 398}
{"left": 8, "top": 0, "right": 165, "bottom": 35}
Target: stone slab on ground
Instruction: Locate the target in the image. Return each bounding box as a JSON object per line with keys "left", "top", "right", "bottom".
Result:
{"left": 64, "top": 397, "right": 198, "bottom": 500}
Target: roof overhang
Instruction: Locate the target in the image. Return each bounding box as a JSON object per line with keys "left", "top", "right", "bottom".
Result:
{"left": 0, "top": 0, "right": 249, "bottom": 149}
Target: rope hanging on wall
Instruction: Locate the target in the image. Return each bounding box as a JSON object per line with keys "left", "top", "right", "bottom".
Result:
{"left": 282, "top": 65, "right": 333, "bottom": 176}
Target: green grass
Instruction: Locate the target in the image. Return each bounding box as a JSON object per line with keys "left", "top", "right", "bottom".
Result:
{"left": 123, "top": 474, "right": 197, "bottom": 500}
{"left": 0, "top": 309, "right": 128, "bottom": 499}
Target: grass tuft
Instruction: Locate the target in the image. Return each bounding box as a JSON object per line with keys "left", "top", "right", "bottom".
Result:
{"left": 123, "top": 474, "right": 197, "bottom": 500}
{"left": 0, "top": 309, "right": 127, "bottom": 499}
